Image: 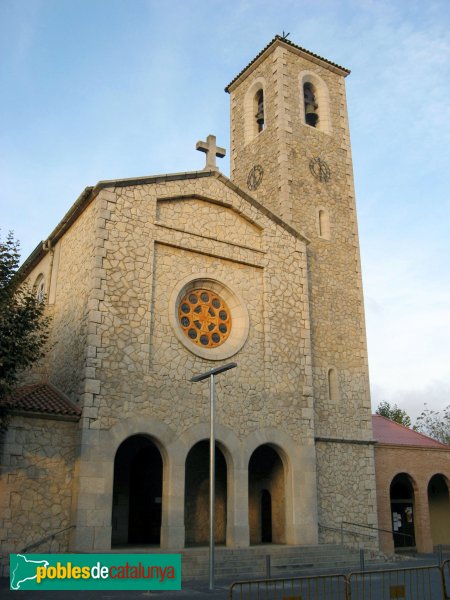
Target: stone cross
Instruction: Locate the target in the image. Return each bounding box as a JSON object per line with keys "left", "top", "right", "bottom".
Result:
{"left": 196, "top": 134, "right": 226, "bottom": 171}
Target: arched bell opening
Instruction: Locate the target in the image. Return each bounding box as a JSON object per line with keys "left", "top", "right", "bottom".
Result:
{"left": 303, "top": 82, "right": 319, "bottom": 127}
{"left": 254, "top": 88, "right": 265, "bottom": 133}
{"left": 111, "top": 435, "right": 163, "bottom": 546}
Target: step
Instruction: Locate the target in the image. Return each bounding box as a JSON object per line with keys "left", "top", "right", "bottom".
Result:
{"left": 105, "top": 544, "right": 386, "bottom": 581}
{"left": 178, "top": 544, "right": 384, "bottom": 579}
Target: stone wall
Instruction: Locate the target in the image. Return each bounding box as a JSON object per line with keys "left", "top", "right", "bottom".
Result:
{"left": 229, "top": 42, "right": 372, "bottom": 444}
{"left": 0, "top": 415, "right": 79, "bottom": 575}
{"left": 69, "top": 173, "right": 319, "bottom": 550}
{"left": 21, "top": 199, "right": 98, "bottom": 404}
{"left": 316, "top": 440, "right": 378, "bottom": 550}
{"left": 85, "top": 175, "right": 315, "bottom": 443}
{"left": 8, "top": 39, "right": 379, "bottom": 554}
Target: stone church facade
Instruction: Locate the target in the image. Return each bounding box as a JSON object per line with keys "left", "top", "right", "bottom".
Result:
{"left": 0, "top": 36, "right": 378, "bottom": 563}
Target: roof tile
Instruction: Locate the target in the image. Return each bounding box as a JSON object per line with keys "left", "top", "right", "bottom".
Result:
{"left": 2, "top": 383, "right": 81, "bottom": 418}
{"left": 225, "top": 35, "right": 350, "bottom": 92}
{"left": 372, "top": 415, "right": 448, "bottom": 448}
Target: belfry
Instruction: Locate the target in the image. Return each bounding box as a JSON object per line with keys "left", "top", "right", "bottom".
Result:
{"left": 1, "top": 36, "right": 382, "bottom": 569}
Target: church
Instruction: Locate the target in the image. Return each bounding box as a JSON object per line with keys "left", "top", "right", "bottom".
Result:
{"left": 1, "top": 35, "right": 381, "bottom": 566}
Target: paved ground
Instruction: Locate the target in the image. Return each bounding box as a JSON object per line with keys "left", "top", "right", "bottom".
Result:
{"left": 1, "top": 577, "right": 231, "bottom": 599}
{"left": 2, "top": 553, "right": 448, "bottom": 599}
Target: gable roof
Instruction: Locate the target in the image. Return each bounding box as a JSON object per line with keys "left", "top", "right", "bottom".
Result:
{"left": 2, "top": 383, "right": 81, "bottom": 420}
{"left": 18, "top": 170, "right": 310, "bottom": 280}
{"left": 372, "top": 415, "right": 449, "bottom": 449}
{"left": 225, "top": 35, "right": 350, "bottom": 93}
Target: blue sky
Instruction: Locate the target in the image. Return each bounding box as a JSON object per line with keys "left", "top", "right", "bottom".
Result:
{"left": 1, "top": 0, "right": 449, "bottom": 421}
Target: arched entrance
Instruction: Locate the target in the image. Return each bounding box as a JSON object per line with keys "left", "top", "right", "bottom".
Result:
{"left": 111, "top": 435, "right": 163, "bottom": 546}
{"left": 249, "top": 444, "right": 285, "bottom": 544}
{"left": 184, "top": 440, "right": 227, "bottom": 546}
{"left": 390, "top": 473, "right": 416, "bottom": 549}
{"left": 428, "top": 474, "right": 450, "bottom": 547}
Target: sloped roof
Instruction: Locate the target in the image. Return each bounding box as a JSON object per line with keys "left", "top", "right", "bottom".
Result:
{"left": 2, "top": 383, "right": 81, "bottom": 419}
{"left": 18, "top": 170, "right": 310, "bottom": 280}
{"left": 225, "top": 35, "right": 350, "bottom": 93}
{"left": 372, "top": 415, "right": 449, "bottom": 449}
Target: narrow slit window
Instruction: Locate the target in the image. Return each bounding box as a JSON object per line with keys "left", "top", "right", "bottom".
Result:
{"left": 318, "top": 209, "right": 330, "bottom": 239}
{"left": 328, "top": 368, "right": 338, "bottom": 401}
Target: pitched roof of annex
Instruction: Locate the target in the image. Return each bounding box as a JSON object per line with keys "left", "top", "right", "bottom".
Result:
{"left": 2, "top": 383, "right": 81, "bottom": 420}
{"left": 225, "top": 35, "right": 351, "bottom": 93}
{"left": 372, "top": 415, "right": 449, "bottom": 449}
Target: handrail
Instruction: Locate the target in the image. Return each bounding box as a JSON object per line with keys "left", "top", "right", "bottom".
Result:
{"left": 19, "top": 525, "right": 75, "bottom": 553}
{"left": 319, "top": 523, "right": 375, "bottom": 541}
{"left": 341, "top": 521, "right": 414, "bottom": 545}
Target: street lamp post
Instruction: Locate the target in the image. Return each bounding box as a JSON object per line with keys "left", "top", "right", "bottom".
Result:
{"left": 190, "top": 362, "right": 237, "bottom": 591}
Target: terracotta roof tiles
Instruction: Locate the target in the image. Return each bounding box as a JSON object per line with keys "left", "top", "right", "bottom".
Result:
{"left": 372, "top": 415, "right": 448, "bottom": 448}
{"left": 225, "top": 35, "right": 350, "bottom": 93}
{"left": 2, "top": 383, "right": 81, "bottom": 418}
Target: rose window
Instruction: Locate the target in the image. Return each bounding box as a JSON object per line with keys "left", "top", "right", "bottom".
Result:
{"left": 178, "top": 289, "right": 231, "bottom": 348}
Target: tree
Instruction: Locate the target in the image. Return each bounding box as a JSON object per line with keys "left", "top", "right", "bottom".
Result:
{"left": 414, "top": 404, "right": 450, "bottom": 445}
{"left": 375, "top": 400, "right": 412, "bottom": 427}
{"left": 0, "top": 231, "right": 50, "bottom": 420}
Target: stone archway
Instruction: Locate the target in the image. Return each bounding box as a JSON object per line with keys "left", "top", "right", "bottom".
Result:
{"left": 111, "top": 435, "right": 163, "bottom": 546}
{"left": 184, "top": 440, "right": 227, "bottom": 546}
{"left": 390, "top": 473, "right": 416, "bottom": 549}
{"left": 428, "top": 474, "right": 450, "bottom": 547}
{"left": 249, "top": 444, "right": 285, "bottom": 544}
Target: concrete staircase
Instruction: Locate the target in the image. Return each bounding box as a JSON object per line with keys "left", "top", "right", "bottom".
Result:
{"left": 112, "top": 544, "right": 383, "bottom": 580}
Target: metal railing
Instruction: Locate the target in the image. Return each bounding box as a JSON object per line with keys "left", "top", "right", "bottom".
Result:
{"left": 319, "top": 523, "right": 376, "bottom": 543}
{"left": 340, "top": 521, "right": 414, "bottom": 547}
{"left": 443, "top": 560, "right": 450, "bottom": 600}
{"left": 348, "top": 565, "right": 445, "bottom": 600}
{"left": 230, "top": 563, "right": 450, "bottom": 599}
{"left": 19, "top": 525, "right": 75, "bottom": 553}
{"left": 229, "top": 573, "right": 348, "bottom": 599}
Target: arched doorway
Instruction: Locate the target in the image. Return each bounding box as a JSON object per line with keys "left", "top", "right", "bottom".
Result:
{"left": 390, "top": 473, "right": 416, "bottom": 549}
{"left": 184, "top": 440, "right": 227, "bottom": 546}
{"left": 249, "top": 444, "right": 285, "bottom": 544}
{"left": 111, "top": 435, "right": 163, "bottom": 546}
{"left": 428, "top": 474, "right": 450, "bottom": 547}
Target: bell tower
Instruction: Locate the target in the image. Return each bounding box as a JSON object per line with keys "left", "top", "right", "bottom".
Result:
{"left": 226, "top": 37, "right": 377, "bottom": 536}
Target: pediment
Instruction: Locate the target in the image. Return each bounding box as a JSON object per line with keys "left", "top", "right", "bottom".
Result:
{"left": 156, "top": 195, "right": 262, "bottom": 250}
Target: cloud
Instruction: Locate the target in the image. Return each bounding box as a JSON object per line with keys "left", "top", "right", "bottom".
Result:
{"left": 371, "top": 381, "right": 450, "bottom": 421}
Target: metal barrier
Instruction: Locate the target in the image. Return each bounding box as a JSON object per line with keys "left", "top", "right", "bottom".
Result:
{"left": 348, "top": 566, "right": 445, "bottom": 600}
{"left": 230, "top": 564, "right": 450, "bottom": 600}
{"left": 229, "top": 574, "right": 347, "bottom": 599}
{"left": 443, "top": 560, "right": 450, "bottom": 600}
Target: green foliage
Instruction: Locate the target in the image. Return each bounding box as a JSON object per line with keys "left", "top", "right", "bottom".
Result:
{"left": 414, "top": 404, "right": 450, "bottom": 445}
{"left": 0, "top": 232, "right": 50, "bottom": 407}
{"left": 375, "top": 400, "right": 412, "bottom": 427}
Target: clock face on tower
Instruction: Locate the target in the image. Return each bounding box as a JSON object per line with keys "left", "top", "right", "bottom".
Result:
{"left": 247, "top": 165, "right": 264, "bottom": 191}
{"left": 309, "top": 157, "right": 331, "bottom": 182}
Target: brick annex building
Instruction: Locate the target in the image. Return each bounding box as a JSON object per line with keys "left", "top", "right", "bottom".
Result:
{"left": 372, "top": 416, "right": 450, "bottom": 554}
{"left": 1, "top": 37, "right": 449, "bottom": 569}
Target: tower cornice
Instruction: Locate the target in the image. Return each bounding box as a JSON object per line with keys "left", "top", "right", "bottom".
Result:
{"left": 225, "top": 35, "right": 350, "bottom": 93}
